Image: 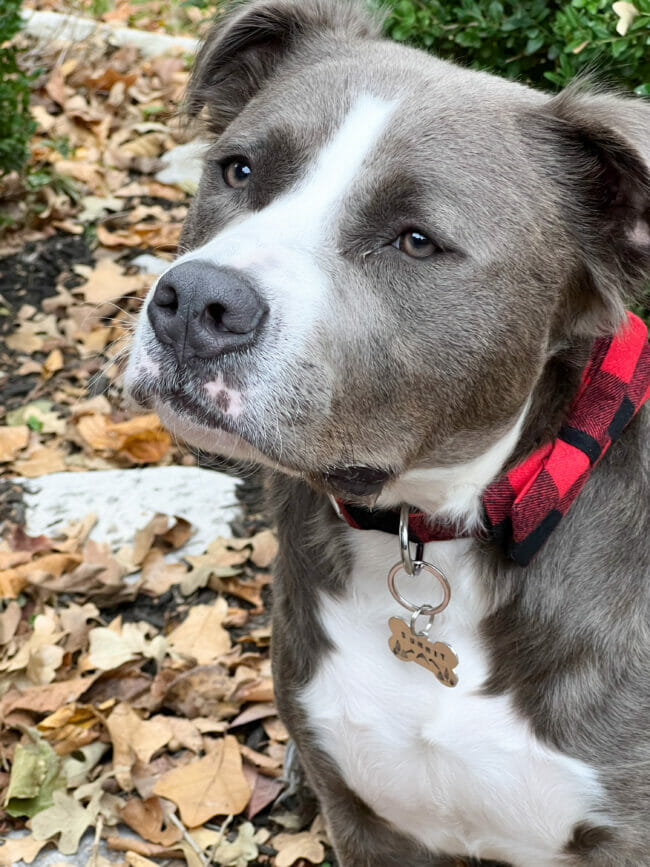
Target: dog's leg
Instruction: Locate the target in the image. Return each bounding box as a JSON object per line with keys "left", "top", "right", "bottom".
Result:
{"left": 310, "top": 766, "right": 510, "bottom": 867}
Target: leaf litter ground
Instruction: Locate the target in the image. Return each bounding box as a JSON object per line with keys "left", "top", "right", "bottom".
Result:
{"left": 0, "top": 16, "right": 341, "bottom": 867}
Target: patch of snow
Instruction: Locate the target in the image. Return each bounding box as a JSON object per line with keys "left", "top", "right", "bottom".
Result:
{"left": 21, "top": 9, "right": 199, "bottom": 57}
{"left": 131, "top": 253, "right": 170, "bottom": 276}
{"left": 155, "top": 139, "right": 207, "bottom": 192}
{"left": 18, "top": 466, "right": 240, "bottom": 556}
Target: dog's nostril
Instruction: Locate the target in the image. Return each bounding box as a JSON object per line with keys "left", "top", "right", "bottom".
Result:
{"left": 204, "top": 302, "right": 228, "bottom": 332}
{"left": 153, "top": 281, "right": 178, "bottom": 312}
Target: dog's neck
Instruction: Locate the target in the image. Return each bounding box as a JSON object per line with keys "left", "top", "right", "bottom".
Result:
{"left": 376, "top": 338, "right": 591, "bottom": 530}
{"left": 375, "top": 406, "right": 529, "bottom": 531}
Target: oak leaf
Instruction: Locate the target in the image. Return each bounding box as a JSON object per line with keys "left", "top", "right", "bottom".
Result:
{"left": 0, "top": 835, "right": 48, "bottom": 866}
{"left": 272, "top": 831, "right": 325, "bottom": 867}
{"left": 30, "top": 790, "right": 96, "bottom": 855}
{"left": 153, "top": 735, "right": 250, "bottom": 826}
{"left": 167, "top": 598, "right": 231, "bottom": 664}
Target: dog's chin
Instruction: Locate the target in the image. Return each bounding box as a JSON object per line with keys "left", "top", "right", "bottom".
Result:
{"left": 152, "top": 399, "right": 305, "bottom": 477}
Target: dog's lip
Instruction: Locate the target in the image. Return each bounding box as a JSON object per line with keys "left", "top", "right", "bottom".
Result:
{"left": 163, "top": 389, "right": 243, "bottom": 437}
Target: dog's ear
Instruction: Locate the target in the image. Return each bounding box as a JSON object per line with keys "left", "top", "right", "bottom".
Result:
{"left": 185, "top": 0, "right": 380, "bottom": 130}
{"left": 531, "top": 84, "right": 650, "bottom": 337}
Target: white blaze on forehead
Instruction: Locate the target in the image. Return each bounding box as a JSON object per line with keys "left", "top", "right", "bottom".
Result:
{"left": 171, "top": 94, "right": 399, "bottom": 346}
{"left": 285, "top": 93, "right": 399, "bottom": 229}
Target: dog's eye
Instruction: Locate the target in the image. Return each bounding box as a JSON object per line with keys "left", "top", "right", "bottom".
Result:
{"left": 223, "top": 160, "right": 252, "bottom": 189}
{"left": 394, "top": 230, "right": 437, "bottom": 259}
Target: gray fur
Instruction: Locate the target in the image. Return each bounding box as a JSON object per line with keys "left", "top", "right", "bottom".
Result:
{"left": 126, "top": 1, "right": 650, "bottom": 863}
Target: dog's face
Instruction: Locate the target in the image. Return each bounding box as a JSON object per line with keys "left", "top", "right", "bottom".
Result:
{"left": 126, "top": 0, "right": 650, "bottom": 499}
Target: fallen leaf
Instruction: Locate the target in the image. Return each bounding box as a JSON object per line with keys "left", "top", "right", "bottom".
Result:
{"left": 153, "top": 735, "right": 250, "bottom": 827}
{"left": 14, "top": 445, "right": 67, "bottom": 478}
{"left": 31, "top": 789, "right": 96, "bottom": 855}
{"left": 41, "top": 348, "right": 64, "bottom": 379}
{"left": 88, "top": 622, "right": 167, "bottom": 671}
{"left": 272, "top": 831, "right": 325, "bottom": 867}
{"left": 167, "top": 598, "right": 231, "bottom": 664}
{"left": 0, "top": 426, "right": 29, "bottom": 461}
{"left": 0, "top": 599, "right": 22, "bottom": 643}
{"left": 120, "top": 796, "right": 182, "bottom": 846}
{"left": 74, "top": 258, "right": 147, "bottom": 304}
{"left": 249, "top": 530, "right": 278, "bottom": 568}
{"left": 140, "top": 550, "right": 187, "bottom": 596}
{"left": 4, "top": 736, "right": 65, "bottom": 818}
{"left": 243, "top": 767, "right": 284, "bottom": 820}
{"left": 0, "top": 835, "right": 49, "bottom": 866}
{"left": 211, "top": 820, "right": 259, "bottom": 866}
{"left": 162, "top": 664, "right": 235, "bottom": 719}
{"left": 613, "top": 1, "right": 639, "bottom": 35}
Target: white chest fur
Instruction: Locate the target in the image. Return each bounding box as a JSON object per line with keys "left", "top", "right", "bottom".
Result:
{"left": 299, "top": 530, "right": 605, "bottom": 866}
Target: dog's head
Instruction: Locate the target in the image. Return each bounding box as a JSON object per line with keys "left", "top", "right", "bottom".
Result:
{"left": 125, "top": 0, "right": 650, "bottom": 501}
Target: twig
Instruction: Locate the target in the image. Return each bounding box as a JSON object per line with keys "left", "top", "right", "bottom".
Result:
{"left": 89, "top": 814, "right": 104, "bottom": 866}
{"left": 207, "top": 813, "right": 233, "bottom": 865}
{"left": 169, "top": 811, "right": 208, "bottom": 866}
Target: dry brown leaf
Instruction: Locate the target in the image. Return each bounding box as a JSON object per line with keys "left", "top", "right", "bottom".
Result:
{"left": 38, "top": 703, "right": 103, "bottom": 754}
{"left": 120, "top": 428, "right": 171, "bottom": 463}
{"left": 140, "top": 550, "right": 187, "bottom": 596}
{"left": 124, "top": 853, "right": 162, "bottom": 867}
{"left": 74, "top": 259, "right": 148, "bottom": 304}
{"left": 249, "top": 530, "right": 278, "bottom": 568}
{"left": 120, "top": 796, "right": 182, "bottom": 846}
{"left": 153, "top": 735, "right": 250, "bottom": 827}
{"left": 0, "top": 425, "right": 29, "bottom": 461}
{"left": 272, "top": 831, "right": 325, "bottom": 867}
{"left": 243, "top": 765, "right": 284, "bottom": 820}
{"left": 162, "top": 664, "right": 235, "bottom": 719}
{"left": 0, "top": 599, "right": 22, "bottom": 643}
{"left": 14, "top": 445, "right": 67, "bottom": 478}
{"left": 239, "top": 744, "right": 282, "bottom": 778}
{"left": 45, "top": 65, "right": 67, "bottom": 106}
{"left": 85, "top": 66, "right": 138, "bottom": 92}
{"left": 1, "top": 676, "right": 97, "bottom": 716}
{"left": 0, "top": 568, "right": 27, "bottom": 598}
{"left": 41, "top": 348, "right": 64, "bottom": 379}
{"left": 0, "top": 834, "right": 49, "bottom": 866}
{"left": 76, "top": 412, "right": 170, "bottom": 463}
{"left": 87, "top": 622, "right": 167, "bottom": 671}
{"left": 167, "top": 598, "right": 231, "bottom": 664}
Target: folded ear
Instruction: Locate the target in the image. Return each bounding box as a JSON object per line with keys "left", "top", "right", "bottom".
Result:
{"left": 186, "top": 0, "right": 380, "bottom": 130}
{"left": 531, "top": 84, "right": 650, "bottom": 337}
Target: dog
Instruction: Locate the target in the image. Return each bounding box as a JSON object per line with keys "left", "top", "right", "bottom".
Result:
{"left": 125, "top": 1, "right": 650, "bottom": 863}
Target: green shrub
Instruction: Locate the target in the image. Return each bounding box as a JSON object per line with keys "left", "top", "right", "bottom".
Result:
{"left": 0, "top": 0, "right": 36, "bottom": 176}
{"left": 380, "top": 0, "right": 650, "bottom": 93}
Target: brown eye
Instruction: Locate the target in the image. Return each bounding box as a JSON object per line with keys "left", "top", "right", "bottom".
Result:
{"left": 396, "top": 229, "right": 437, "bottom": 259}
{"left": 223, "top": 160, "right": 252, "bottom": 188}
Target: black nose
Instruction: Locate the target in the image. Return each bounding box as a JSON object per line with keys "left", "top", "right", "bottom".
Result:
{"left": 147, "top": 261, "right": 267, "bottom": 363}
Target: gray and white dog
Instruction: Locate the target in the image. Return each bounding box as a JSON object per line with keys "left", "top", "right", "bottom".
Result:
{"left": 126, "top": 1, "right": 650, "bottom": 864}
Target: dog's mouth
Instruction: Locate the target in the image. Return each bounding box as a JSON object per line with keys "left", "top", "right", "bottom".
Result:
{"left": 128, "top": 368, "right": 395, "bottom": 498}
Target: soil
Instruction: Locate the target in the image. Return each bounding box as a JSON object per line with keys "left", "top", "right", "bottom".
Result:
{"left": 0, "top": 233, "right": 94, "bottom": 327}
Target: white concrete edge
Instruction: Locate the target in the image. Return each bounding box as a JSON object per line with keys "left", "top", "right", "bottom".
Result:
{"left": 21, "top": 9, "right": 199, "bottom": 58}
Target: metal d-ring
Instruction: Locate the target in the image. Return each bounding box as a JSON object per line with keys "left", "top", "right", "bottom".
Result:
{"left": 387, "top": 560, "right": 451, "bottom": 616}
{"left": 399, "top": 502, "right": 424, "bottom": 576}
{"left": 410, "top": 605, "right": 436, "bottom": 638}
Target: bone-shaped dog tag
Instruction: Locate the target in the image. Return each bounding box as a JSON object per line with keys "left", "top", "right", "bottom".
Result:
{"left": 388, "top": 616, "right": 458, "bottom": 687}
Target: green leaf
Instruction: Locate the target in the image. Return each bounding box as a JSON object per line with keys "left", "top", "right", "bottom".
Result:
{"left": 4, "top": 737, "right": 65, "bottom": 818}
{"left": 6, "top": 400, "right": 53, "bottom": 427}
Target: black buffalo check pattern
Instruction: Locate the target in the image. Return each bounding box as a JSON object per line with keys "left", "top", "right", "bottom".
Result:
{"left": 337, "top": 312, "right": 650, "bottom": 566}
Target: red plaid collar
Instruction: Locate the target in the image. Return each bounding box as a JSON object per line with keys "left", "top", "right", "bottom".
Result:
{"left": 336, "top": 312, "right": 650, "bottom": 566}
